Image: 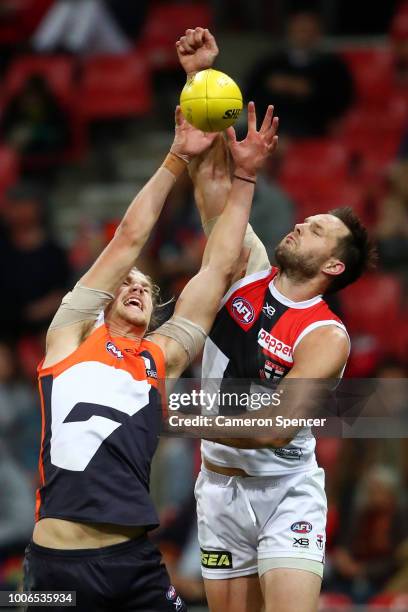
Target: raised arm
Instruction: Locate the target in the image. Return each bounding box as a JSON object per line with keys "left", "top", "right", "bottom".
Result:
{"left": 79, "top": 107, "right": 216, "bottom": 293}
{"left": 151, "top": 103, "right": 277, "bottom": 378}
{"left": 177, "top": 27, "right": 278, "bottom": 277}
{"left": 44, "top": 108, "right": 217, "bottom": 364}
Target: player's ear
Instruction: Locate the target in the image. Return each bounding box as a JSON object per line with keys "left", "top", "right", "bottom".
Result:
{"left": 322, "top": 258, "right": 345, "bottom": 277}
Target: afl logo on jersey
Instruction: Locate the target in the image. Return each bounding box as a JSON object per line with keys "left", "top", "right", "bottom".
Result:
{"left": 106, "top": 341, "right": 123, "bottom": 359}
{"left": 231, "top": 297, "right": 255, "bottom": 324}
{"left": 291, "top": 521, "right": 312, "bottom": 534}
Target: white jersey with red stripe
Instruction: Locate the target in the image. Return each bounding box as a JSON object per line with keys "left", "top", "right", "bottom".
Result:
{"left": 201, "top": 266, "right": 349, "bottom": 476}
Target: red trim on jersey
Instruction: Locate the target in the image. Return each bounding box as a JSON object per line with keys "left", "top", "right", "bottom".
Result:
{"left": 225, "top": 268, "right": 277, "bottom": 331}
{"left": 35, "top": 379, "right": 47, "bottom": 522}
{"left": 225, "top": 267, "right": 345, "bottom": 366}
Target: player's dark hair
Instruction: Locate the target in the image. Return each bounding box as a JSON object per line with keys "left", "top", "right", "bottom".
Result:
{"left": 326, "top": 207, "right": 377, "bottom": 294}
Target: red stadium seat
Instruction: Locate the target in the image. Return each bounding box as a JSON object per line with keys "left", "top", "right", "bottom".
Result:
{"left": 0, "top": 0, "right": 53, "bottom": 45}
{"left": 285, "top": 178, "right": 365, "bottom": 224}
{"left": 319, "top": 592, "right": 353, "bottom": 610}
{"left": 369, "top": 592, "right": 408, "bottom": 609}
{"left": 140, "top": 3, "right": 212, "bottom": 69}
{"left": 3, "top": 55, "right": 75, "bottom": 107}
{"left": 341, "top": 47, "right": 393, "bottom": 107}
{"left": 79, "top": 52, "right": 152, "bottom": 120}
{"left": 281, "top": 140, "right": 348, "bottom": 179}
{"left": 340, "top": 274, "right": 403, "bottom": 348}
{"left": 279, "top": 139, "right": 348, "bottom": 202}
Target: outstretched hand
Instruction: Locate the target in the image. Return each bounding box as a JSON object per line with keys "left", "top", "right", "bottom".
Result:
{"left": 176, "top": 27, "right": 219, "bottom": 75}
{"left": 226, "top": 102, "right": 279, "bottom": 179}
{"left": 170, "top": 106, "right": 217, "bottom": 159}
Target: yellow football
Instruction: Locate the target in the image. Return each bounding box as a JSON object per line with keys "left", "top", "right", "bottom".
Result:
{"left": 180, "top": 68, "right": 243, "bottom": 132}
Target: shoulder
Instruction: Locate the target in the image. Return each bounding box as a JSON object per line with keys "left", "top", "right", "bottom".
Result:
{"left": 293, "top": 300, "right": 348, "bottom": 350}
{"left": 292, "top": 324, "right": 350, "bottom": 378}
{"left": 141, "top": 337, "right": 166, "bottom": 366}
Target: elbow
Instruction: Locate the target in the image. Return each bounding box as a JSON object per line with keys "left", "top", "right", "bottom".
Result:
{"left": 204, "top": 261, "right": 235, "bottom": 285}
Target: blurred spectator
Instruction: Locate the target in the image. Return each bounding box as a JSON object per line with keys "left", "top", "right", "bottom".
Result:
{"left": 0, "top": 190, "right": 71, "bottom": 339}
{"left": 0, "top": 341, "right": 36, "bottom": 564}
{"left": 329, "top": 464, "right": 408, "bottom": 603}
{"left": 32, "top": 0, "right": 138, "bottom": 55}
{"left": 245, "top": 10, "right": 354, "bottom": 138}
{"left": 0, "top": 441, "right": 35, "bottom": 561}
{"left": 0, "top": 341, "right": 40, "bottom": 474}
{"left": 375, "top": 161, "right": 408, "bottom": 279}
{"left": 0, "top": 74, "right": 71, "bottom": 174}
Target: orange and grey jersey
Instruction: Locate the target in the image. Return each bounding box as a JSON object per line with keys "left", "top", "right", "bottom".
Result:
{"left": 36, "top": 324, "right": 166, "bottom": 529}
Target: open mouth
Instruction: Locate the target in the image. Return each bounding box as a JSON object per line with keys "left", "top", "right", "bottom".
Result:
{"left": 124, "top": 297, "right": 143, "bottom": 311}
{"left": 286, "top": 234, "right": 296, "bottom": 244}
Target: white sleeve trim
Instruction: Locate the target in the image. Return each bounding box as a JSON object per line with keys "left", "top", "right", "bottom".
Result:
{"left": 293, "top": 320, "right": 351, "bottom": 354}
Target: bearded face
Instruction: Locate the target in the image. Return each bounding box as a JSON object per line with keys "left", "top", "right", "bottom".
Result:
{"left": 274, "top": 214, "right": 350, "bottom": 284}
{"left": 274, "top": 239, "right": 326, "bottom": 281}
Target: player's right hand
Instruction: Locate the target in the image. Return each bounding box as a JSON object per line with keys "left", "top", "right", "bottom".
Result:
{"left": 176, "top": 27, "right": 219, "bottom": 75}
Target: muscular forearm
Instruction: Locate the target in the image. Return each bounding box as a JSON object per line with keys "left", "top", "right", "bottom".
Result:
{"left": 118, "top": 163, "right": 180, "bottom": 247}
{"left": 202, "top": 177, "right": 254, "bottom": 274}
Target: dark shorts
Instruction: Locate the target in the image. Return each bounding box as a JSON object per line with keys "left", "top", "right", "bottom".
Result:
{"left": 23, "top": 535, "right": 187, "bottom": 611}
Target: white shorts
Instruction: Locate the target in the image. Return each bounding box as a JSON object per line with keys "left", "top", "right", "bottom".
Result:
{"left": 195, "top": 466, "right": 327, "bottom": 580}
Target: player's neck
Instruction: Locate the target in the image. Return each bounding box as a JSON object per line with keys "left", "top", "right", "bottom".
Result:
{"left": 105, "top": 318, "right": 146, "bottom": 342}
{"left": 274, "top": 271, "right": 324, "bottom": 303}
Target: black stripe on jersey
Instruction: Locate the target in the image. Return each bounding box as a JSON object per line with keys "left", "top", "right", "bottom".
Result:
{"left": 139, "top": 349, "right": 158, "bottom": 379}
{"left": 37, "top": 374, "right": 162, "bottom": 527}
{"left": 213, "top": 293, "right": 290, "bottom": 414}
{"left": 63, "top": 402, "right": 146, "bottom": 425}
{"left": 39, "top": 375, "right": 54, "bottom": 486}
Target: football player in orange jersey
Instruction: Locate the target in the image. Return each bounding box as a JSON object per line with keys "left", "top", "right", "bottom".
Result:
{"left": 23, "top": 103, "right": 278, "bottom": 611}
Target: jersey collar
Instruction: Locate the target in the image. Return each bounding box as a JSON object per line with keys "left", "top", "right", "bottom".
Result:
{"left": 269, "top": 278, "right": 323, "bottom": 309}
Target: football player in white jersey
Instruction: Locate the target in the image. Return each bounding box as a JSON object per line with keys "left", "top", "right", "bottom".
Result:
{"left": 176, "top": 28, "right": 376, "bottom": 612}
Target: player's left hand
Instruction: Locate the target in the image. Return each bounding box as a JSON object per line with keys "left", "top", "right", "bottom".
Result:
{"left": 226, "top": 102, "right": 279, "bottom": 179}
{"left": 170, "top": 106, "right": 217, "bottom": 159}
{"left": 176, "top": 27, "right": 219, "bottom": 75}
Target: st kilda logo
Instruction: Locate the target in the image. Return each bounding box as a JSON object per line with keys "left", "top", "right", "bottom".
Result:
{"left": 231, "top": 297, "right": 255, "bottom": 325}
